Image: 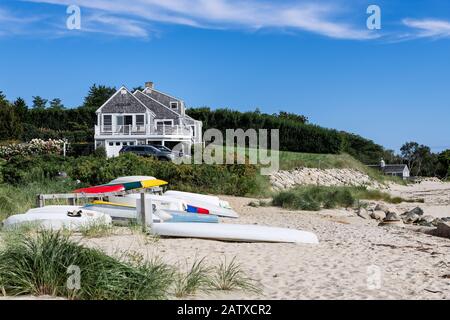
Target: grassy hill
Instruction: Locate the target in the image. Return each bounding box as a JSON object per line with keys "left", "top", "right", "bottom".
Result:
{"left": 225, "top": 147, "right": 405, "bottom": 185}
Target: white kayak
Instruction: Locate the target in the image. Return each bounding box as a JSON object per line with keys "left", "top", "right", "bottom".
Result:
{"left": 109, "top": 176, "right": 156, "bottom": 184}
{"left": 152, "top": 223, "right": 319, "bottom": 244}
{"left": 109, "top": 193, "right": 237, "bottom": 218}
{"left": 162, "top": 191, "right": 238, "bottom": 218}
{"left": 2, "top": 206, "right": 112, "bottom": 231}
{"left": 83, "top": 202, "right": 163, "bottom": 222}
{"left": 109, "top": 194, "right": 185, "bottom": 211}
{"left": 164, "top": 190, "right": 232, "bottom": 209}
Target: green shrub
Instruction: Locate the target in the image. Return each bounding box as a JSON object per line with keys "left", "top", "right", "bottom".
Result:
{"left": 92, "top": 146, "right": 106, "bottom": 158}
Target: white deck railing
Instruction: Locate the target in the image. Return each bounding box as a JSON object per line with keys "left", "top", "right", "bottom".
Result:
{"left": 95, "top": 124, "right": 191, "bottom": 136}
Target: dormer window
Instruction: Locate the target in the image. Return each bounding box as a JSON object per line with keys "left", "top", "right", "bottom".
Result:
{"left": 170, "top": 101, "right": 179, "bottom": 109}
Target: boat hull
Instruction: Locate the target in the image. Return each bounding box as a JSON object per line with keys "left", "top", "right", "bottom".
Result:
{"left": 152, "top": 223, "right": 319, "bottom": 244}
{"left": 2, "top": 206, "right": 112, "bottom": 231}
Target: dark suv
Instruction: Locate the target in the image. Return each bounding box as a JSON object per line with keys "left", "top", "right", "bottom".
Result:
{"left": 119, "top": 145, "right": 175, "bottom": 161}
{"left": 151, "top": 144, "right": 183, "bottom": 157}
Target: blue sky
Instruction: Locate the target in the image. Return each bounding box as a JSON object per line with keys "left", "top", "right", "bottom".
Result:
{"left": 1, "top": 0, "right": 450, "bottom": 152}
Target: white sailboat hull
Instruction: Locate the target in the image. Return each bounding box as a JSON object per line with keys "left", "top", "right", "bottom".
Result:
{"left": 2, "top": 206, "right": 112, "bottom": 231}
{"left": 152, "top": 223, "right": 319, "bottom": 244}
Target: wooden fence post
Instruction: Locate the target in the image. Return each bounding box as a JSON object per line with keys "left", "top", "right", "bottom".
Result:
{"left": 140, "top": 191, "right": 147, "bottom": 233}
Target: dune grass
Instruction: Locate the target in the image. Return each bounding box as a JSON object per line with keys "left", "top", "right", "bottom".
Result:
{"left": 212, "top": 257, "right": 261, "bottom": 293}
{"left": 0, "top": 179, "right": 80, "bottom": 221}
{"left": 0, "top": 229, "right": 261, "bottom": 299}
{"left": 272, "top": 185, "right": 414, "bottom": 211}
{"left": 79, "top": 220, "right": 114, "bottom": 238}
{"left": 0, "top": 230, "right": 174, "bottom": 300}
{"left": 173, "top": 258, "right": 213, "bottom": 298}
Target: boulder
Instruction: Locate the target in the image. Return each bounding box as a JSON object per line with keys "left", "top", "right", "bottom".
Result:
{"left": 385, "top": 211, "right": 402, "bottom": 221}
{"left": 407, "top": 207, "right": 424, "bottom": 216}
{"left": 357, "top": 208, "right": 371, "bottom": 220}
{"left": 375, "top": 203, "right": 390, "bottom": 213}
{"left": 429, "top": 222, "right": 450, "bottom": 239}
{"left": 402, "top": 212, "right": 421, "bottom": 224}
{"left": 432, "top": 218, "right": 443, "bottom": 227}
{"left": 417, "top": 215, "right": 436, "bottom": 227}
{"left": 379, "top": 211, "right": 404, "bottom": 227}
{"left": 387, "top": 208, "right": 401, "bottom": 216}
{"left": 370, "top": 210, "right": 386, "bottom": 221}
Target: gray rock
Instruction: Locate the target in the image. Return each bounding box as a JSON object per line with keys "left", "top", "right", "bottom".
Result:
{"left": 432, "top": 218, "right": 443, "bottom": 227}
{"left": 370, "top": 210, "right": 386, "bottom": 221}
{"left": 379, "top": 211, "right": 404, "bottom": 227}
{"left": 429, "top": 222, "right": 450, "bottom": 239}
{"left": 384, "top": 211, "right": 402, "bottom": 222}
{"left": 442, "top": 217, "right": 450, "bottom": 222}
{"left": 375, "top": 203, "right": 390, "bottom": 213}
{"left": 407, "top": 207, "right": 424, "bottom": 216}
{"left": 417, "top": 215, "right": 436, "bottom": 226}
{"left": 402, "top": 212, "right": 421, "bottom": 224}
{"left": 357, "top": 208, "right": 371, "bottom": 220}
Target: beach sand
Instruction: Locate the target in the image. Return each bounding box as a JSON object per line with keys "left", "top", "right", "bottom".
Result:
{"left": 2, "top": 181, "right": 449, "bottom": 300}
{"left": 81, "top": 182, "right": 450, "bottom": 300}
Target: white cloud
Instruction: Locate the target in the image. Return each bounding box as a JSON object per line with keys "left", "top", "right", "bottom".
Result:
{"left": 403, "top": 18, "right": 450, "bottom": 39}
{"left": 82, "top": 14, "right": 151, "bottom": 38}
{"left": 21, "top": 0, "right": 376, "bottom": 40}
{"left": 0, "top": 7, "right": 44, "bottom": 36}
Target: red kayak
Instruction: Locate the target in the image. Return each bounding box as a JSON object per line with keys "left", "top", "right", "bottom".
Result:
{"left": 74, "top": 184, "right": 125, "bottom": 194}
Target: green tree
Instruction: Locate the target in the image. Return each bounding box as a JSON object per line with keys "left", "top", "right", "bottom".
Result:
{"left": 49, "top": 98, "right": 65, "bottom": 110}
{"left": 400, "top": 142, "right": 436, "bottom": 176}
{"left": 81, "top": 84, "right": 116, "bottom": 111}
{"left": 32, "top": 96, "right": 48, "bottom": 109}
{"left": 0, "top": 103, "right": 22, "bottom": 140}
{"left": 132, "top": 86, "right": 144, "bottom": 92}
{"left": 0, "top": 91, "right": 7, "bottom": 104}
{"left": 437, "top": 150, "right": 450, "bottom": 179}
{"left": 277, "top": 111, "right": 308, "bottom": 124}
{"left": 13, "top": 97, "right": 28, "bottom": 121}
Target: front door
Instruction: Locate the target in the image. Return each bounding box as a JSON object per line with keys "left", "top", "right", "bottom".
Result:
{"left": 124, "top": 115, "right": 133, "bottom": 134}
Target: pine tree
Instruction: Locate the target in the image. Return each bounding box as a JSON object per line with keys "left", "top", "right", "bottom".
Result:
{"left": 32, "top": 96, "right": 48, "bottom": 109}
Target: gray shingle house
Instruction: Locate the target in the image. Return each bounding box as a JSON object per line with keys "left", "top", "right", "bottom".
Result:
{"left": 94, "top": 82, "right": 202, "bottom": 157}
{"left": 368, "top": 159, "right": 410, "bottom": 180}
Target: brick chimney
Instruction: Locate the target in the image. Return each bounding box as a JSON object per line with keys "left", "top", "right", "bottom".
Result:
{"left": 145, "top": 81, "right": 154, "bottom": 89}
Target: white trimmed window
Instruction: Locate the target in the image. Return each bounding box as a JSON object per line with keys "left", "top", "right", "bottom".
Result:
{"left": 155, "top": 119, "right": 174, "bottom": 126}
{"left": 170, "top": 101, "right": 179, "bottom": 109}
{"left": 103, "top": 115, "right": 112, "bottom": 131}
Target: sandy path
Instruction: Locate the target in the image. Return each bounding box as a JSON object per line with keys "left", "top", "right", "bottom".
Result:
{"left": 84, "top": 195, "right": 450, "bottom": 300}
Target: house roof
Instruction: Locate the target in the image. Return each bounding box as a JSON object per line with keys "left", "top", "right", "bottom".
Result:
{"left": 368, "top": 164, "right": 409, "bottom": 174}
{"left": 96, "top": 86, "right": 154, "bottom": 115}
{"left": 134, "top": 90, "right": 180, "bottom": 120}
{"left": 382, "top": 164, "right": 408, "bottom": 174}
{"left": 143, "top": 87, "right": 182, "bottom": 106}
